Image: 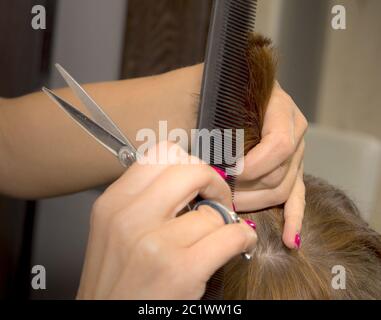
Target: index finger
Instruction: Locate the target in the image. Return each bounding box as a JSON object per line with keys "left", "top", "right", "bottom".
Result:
{"left": 240, "top": 91, "right": 297, "bottom": 181}
{"left": 132, "top": 162, "right": 233, "bottom": 222}
{"left": 188, "top": 222, "right": 257, "bottom": 281}
{"left": 104, "top": 141, "right": 232, "bottom": 217}
{"left": 105, "top": 141, "right": 189, "bottom": 199}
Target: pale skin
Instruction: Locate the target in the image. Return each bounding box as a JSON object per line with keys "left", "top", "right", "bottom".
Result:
{"left": 77, "top": 142, "right": 258, "bottom": 299}
{"left": 235, "top": 81, "right": 307, "bottom": 247}
{"left": 0, "top": 64, "right": 307, "bottom": 251}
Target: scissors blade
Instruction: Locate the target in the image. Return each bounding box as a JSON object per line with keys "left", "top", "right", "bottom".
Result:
{"left": 55, "top": 63, "right": 129, "bottom": 145}
{"left": 42, "top": 87, "right": 125, "bottom": 157}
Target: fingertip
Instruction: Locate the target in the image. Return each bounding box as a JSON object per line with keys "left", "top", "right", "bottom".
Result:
{"left": 282, "top": 208, "right": 302, "bottom": 249}
{"left": 283, "top": 181, "right": 305, "bottom": 250}
{"left": 239, "top": 220, "right": 258, "bottom": 252}
{"left": 282, "top": 229, "right": 301, "bottom": 250}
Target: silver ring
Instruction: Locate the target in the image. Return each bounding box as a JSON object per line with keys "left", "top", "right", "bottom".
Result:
{"left": 192, "top": 200, "right": 253, "bottom": 261}
{"left": 193, "top": 200, "right": 240, "bottom": 224}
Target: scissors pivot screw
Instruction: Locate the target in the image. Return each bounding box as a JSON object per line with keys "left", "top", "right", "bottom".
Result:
{"left": 118, "top": 147, "right": 137, "bottom": 168}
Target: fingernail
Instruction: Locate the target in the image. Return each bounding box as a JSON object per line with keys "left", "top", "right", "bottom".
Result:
{"left": 245, "top": 219, "right": 256, "bottom": 230}
{"left": 211, "top": 166, "right": 227, "bottom": 180}
{"left": 294, "top": 233, "right": 301, "bottom": 249}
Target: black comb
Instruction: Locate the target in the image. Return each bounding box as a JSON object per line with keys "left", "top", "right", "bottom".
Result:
{"left": 195, "top": 0, "right": 257, "bottom": 300}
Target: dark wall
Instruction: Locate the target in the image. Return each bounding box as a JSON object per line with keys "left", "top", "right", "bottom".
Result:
{"left": 121, "top": 0, "right": 213, "bottom": 78}
{"left": 0, "top": 198, "right": 26, "bottom": 298}
{"left": 0, "top": 0, "right": 55, "bottom": 97}
{"left": 0, "top": 0, "right": 56, "bottom": 299}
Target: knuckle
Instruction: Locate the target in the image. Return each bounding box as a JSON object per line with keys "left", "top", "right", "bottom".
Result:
{"left": 136, "top": 233, "right": 166, "bottom": 259}
{"left": 282, "top": 92, "right": 293, "bottom": 103}
{"left": 274, "top": 185, "right": 290, "bottom": 204}
{"left": 214, "top": 182, "right": 232, "bottom": 202}
{"left": 274, "top": 132, "right": 295, "bottom": 159}
{"left": 275, "top": 87, "right": 293, "bottom": 104}
{"left": 300, "top": 114, "right": 309, "bottom": 131}
{"left": 261, "top": 166, "right": 288, "bottom": 188}
{"left": 179, "top": 163, "right": 231, "bottom": 197}
{"left": 193, "top": 162, "right": 213, "bottom": 178}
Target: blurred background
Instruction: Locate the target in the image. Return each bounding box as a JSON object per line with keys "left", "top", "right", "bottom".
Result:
{"left": 0, "top": 0, "right": 380, "bottom": 299}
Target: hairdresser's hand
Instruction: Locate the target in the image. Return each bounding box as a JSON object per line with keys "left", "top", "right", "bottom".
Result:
{"left": 235, "top": 83, "right": 307, "bottom": 249}
{"left": 77, "top": 142, "right": 257, "bottom": 300}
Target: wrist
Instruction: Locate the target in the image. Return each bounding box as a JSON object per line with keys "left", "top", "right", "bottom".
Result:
{"left": 111, "top": 64, "right": 204, "bottom": 154}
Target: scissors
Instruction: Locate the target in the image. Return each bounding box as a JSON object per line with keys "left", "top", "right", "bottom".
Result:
{"left": 42, "top": 63, "right": 138, "bottom": 169}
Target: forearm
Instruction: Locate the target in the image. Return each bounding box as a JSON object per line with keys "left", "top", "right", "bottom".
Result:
{"left": 0, "top": 64, "right": 203, "bottom": 199}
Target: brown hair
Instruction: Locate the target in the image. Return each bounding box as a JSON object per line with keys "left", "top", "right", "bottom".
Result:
{"left": 224, "top": 33, "right": 381, "bottom": 299}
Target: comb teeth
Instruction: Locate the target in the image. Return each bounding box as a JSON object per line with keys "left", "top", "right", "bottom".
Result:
{"left": 196, "top": 0, "right": 257, "bottom": 191}
{"left": 214, "top": 0, "right": 256, "bottom": 130}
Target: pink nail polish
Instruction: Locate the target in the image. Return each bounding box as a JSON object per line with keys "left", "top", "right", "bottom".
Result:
{"left": 294, "top": 233, "right": 301, "bottom": 249}
{"left": 245, "top": 219, "right": 256, "bottom": 230}
{"left": 211, "top": 166, "right": 228, "bottom": 180}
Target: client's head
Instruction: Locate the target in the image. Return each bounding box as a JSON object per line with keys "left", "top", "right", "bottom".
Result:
{"left": 224, "top": 34, "right": 381, "bottom": 299}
